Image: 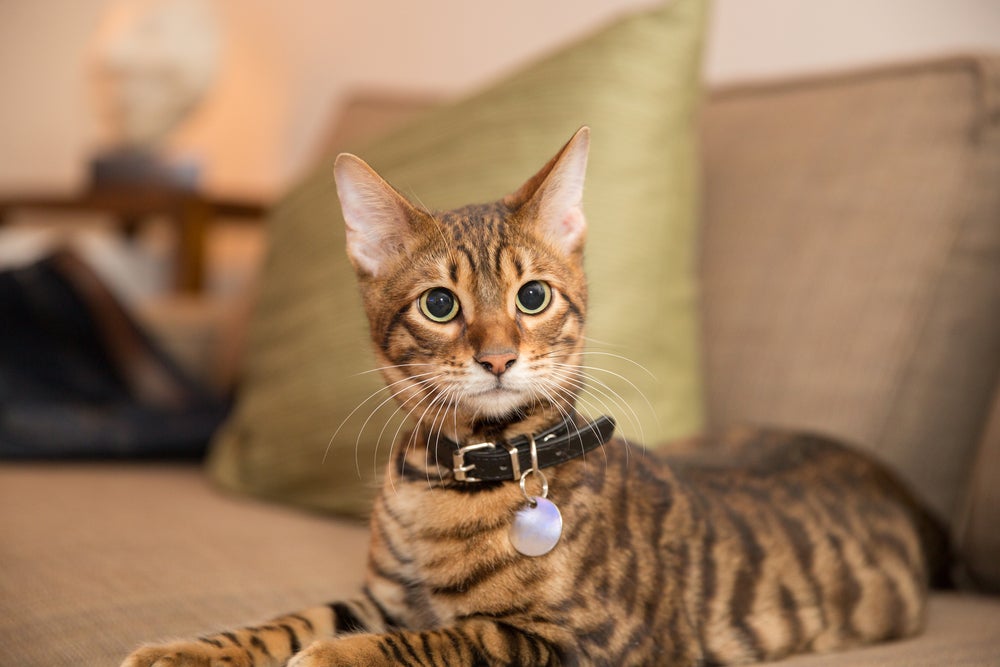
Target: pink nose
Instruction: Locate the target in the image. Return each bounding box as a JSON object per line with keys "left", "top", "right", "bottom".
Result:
{"left": 476, "top": 351, "right": 517, "bottom": 376}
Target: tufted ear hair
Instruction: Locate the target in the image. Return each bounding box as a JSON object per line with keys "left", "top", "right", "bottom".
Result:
{"left": 504, "top": 126, "right": 590, "bottom": 256}
{"left": 334, "top": 153, "right": 424, "bottom": 277}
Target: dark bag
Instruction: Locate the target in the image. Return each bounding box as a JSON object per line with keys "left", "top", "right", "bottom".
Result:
{"left": 0, "top": 249, "right": 228, "bottom": 459}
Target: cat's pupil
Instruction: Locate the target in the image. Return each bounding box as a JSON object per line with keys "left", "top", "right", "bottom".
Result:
{"left": 421, "top": 288, "right": 458, "bottom": 322}
{"left": 516, "top": 281, "right": 550, "bottom": 314}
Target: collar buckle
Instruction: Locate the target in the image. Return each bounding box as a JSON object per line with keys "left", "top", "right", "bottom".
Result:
{"left": 452, "top": 441, "right": 496, "bottom": 482}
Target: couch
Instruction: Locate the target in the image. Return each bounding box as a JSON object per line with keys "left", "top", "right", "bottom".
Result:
{"left": 2, "top": 43, "right": 1000, "bottom": 667}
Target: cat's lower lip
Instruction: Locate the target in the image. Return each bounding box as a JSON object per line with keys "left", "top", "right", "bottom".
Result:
{"left": 476, "top": 384, "right": 518, "bottom": 396}
{"left": 465, "top": 386, "right": 527, "bottom": 416}
{"left": 473, "top": 388, "right": 512, "bottom": 399}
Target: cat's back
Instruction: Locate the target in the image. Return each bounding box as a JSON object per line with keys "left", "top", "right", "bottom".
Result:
{"left": 663, "top": 428, "right": 903, "bottom": 500}
{"left": 654, "top": 428, "right": 945, "bottom": 663}
{"left": 661, "top": 428, "right": 946, "bottom": 562}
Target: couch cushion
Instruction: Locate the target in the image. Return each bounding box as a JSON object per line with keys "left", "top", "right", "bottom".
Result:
{"left": 0, "top": 464, "right": 370, "bottom": 667}
{"left": 699, "top": 56, "right": 1000, "bottom": 524}
{"left": 208, "top": 0, "right": 709, "bottom": 517}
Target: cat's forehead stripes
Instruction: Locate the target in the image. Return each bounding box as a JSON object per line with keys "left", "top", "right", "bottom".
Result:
{"left": 435, "top": 203, "right": 511, "bottom": 268}
{"left": 431, "top": 203, "right": 533, "bottom": 308}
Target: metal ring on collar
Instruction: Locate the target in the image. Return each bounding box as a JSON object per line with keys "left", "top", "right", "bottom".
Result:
{"left": 518, "top": 435, "right": 548, "bottom": 505}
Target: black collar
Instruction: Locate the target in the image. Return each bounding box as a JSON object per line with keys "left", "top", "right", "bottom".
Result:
{"left": 448, "top": 415, "right": 616, "bottom": 483}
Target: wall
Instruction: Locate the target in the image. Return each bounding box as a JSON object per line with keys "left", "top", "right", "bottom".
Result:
{"left": 1, "top": 0, "right": 999, "bottom": 199}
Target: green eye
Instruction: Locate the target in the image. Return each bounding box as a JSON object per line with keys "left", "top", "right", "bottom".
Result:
{"left": 516, "top": 280, "right": 551, "bottom": 315}
{"left": 419, "top": 287, "right": 460, "bottom": 323}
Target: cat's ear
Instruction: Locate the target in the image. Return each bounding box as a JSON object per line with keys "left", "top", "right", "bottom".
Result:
{"left": 334, "top": 153, "right": 423, "bottom": 277}
{"left": 505, "top": 126, "right": 590, "bottom": 256}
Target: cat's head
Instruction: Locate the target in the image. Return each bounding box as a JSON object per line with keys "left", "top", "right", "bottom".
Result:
{"left": 334, "top": 127, "right": 590, "bottom": 440}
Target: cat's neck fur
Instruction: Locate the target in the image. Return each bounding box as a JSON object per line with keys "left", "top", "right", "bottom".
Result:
{"left": 424, "top": 401, "right": 573, "bottom": 451}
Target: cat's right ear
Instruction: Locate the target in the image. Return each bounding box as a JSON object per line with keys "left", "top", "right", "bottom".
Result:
{"left": 334, "top": 153, "right": 421, "bottom": 277}
{"left": 504, "top": 126, "right": 590, "bottom": 257}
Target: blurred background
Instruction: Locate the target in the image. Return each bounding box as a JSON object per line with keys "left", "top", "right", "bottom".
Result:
{"left": 1, "top": 0, "right": 998, "bottom": 396}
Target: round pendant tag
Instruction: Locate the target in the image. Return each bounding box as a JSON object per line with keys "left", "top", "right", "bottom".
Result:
{"left": 510, "top": 497, "right": 563, "bottom": 557}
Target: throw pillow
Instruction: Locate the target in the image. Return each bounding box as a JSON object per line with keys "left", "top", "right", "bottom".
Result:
{"left": 208, "top": 0, "right": 708, "bottom": 517}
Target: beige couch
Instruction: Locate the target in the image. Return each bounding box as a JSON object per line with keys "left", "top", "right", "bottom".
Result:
{"left": 3, "top": 55, "right": 1000, "bottom": 666}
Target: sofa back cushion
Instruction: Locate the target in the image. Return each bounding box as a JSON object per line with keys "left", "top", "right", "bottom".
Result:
{"left": 699, "top": 56, "right": 1000, "bottom": 526}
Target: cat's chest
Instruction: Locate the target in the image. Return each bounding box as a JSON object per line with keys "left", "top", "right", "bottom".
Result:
{"left": 377, "top": 481, "right": 562, "bottom": 621}
{"left": 384, "top": 481, "right": 526, "bottom": 558}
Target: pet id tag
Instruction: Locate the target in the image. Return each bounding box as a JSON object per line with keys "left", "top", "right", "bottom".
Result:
{"left": 510, "top": 467, "right": 562, "bottom": 557}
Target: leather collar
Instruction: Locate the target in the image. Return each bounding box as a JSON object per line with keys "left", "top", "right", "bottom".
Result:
{"left": 448, "top": 415, "right": 616, "bottom": 483}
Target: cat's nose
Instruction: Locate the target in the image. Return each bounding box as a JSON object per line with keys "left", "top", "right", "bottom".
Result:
{"left": 476, "top": 351, "right": 517, "bottom": 377}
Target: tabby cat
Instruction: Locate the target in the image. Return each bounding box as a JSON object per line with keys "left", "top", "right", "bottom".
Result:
{"left": 122, "top": 127, "right": 948, "bottom": 667}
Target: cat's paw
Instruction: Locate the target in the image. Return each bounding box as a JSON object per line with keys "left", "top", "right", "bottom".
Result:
{"left": 120, "top": 641, "right": 253, "bottom": 667}
{"left": 288, "top": 636, "right": 383, "bottom": 667}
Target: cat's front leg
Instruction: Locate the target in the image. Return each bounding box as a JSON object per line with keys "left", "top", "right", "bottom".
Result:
{"left": 120, "top": 597, "right": 392, "bottom": 667}
{"left": 288, "top": 618, "right": 561, "bottom": 667}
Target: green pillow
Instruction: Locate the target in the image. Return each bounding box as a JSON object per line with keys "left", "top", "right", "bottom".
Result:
{"left": 208, "top": 0, "right": 708, "bottom": 517}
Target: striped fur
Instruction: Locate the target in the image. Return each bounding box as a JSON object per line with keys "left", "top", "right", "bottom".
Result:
{"left": 122, "top": 129, "right": 945, "bottom": 667}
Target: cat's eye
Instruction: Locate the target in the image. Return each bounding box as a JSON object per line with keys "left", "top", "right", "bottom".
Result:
{"left": 515, "top": 280, "right": 551, "bottom": 315}
{"left": 418, "top": 287, "right": 460, "bottom": 323}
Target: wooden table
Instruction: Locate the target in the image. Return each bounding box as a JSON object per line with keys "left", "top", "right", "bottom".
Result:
{"left": 0, "top": 187, "right": 268, "bottom": 293}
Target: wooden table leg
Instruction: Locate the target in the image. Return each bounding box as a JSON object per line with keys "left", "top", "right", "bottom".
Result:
{"left": 176, "top": 199, "right": 211, "bottom": 293}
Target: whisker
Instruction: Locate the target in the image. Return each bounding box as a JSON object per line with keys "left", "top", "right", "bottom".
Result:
{"left": 411, "top": 386, "right": 452, "bottom": 486}
{"left": 370, "top": 381, "right": 436, "bottom": 482}
{"left": 543, "top": 343, "right": 658, "bottom": 382}
{"left": 545, "top": 366, "right": 647, "bottom": 449}
{"left": 379, "top": 379, "right": 449, "bottom": 492}
{"left": 577, "top": 350, "right": 658, "bottom": 380}
{"left": 324, "top": 370, "right": 439, "bottom": 466}
{"left": 425, "top": 387, "right": 460, "bottom": 487}
{"left": 387, "top": 375, "right": 463, "bottom": 487}
{"left": 352, "top": 362, "right": 437, "bottom": 377}
{"left": 529, "top": 376, "right": 613, "bottom": 469}
{"left": 551, "top": 361, "right": 659, "bottom": 433}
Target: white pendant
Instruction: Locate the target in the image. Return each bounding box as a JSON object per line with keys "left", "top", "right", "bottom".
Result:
{"left": 510, "top": 497, "right": 563, "bottom": 557}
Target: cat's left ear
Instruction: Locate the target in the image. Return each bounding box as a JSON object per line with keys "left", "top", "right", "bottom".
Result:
{"left": 505, "top": 126, "right": 590, "bottom": 256}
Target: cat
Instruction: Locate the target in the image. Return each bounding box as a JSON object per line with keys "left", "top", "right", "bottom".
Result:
{"left": 122, "top": 127, "right": 949, "bottom": 667}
